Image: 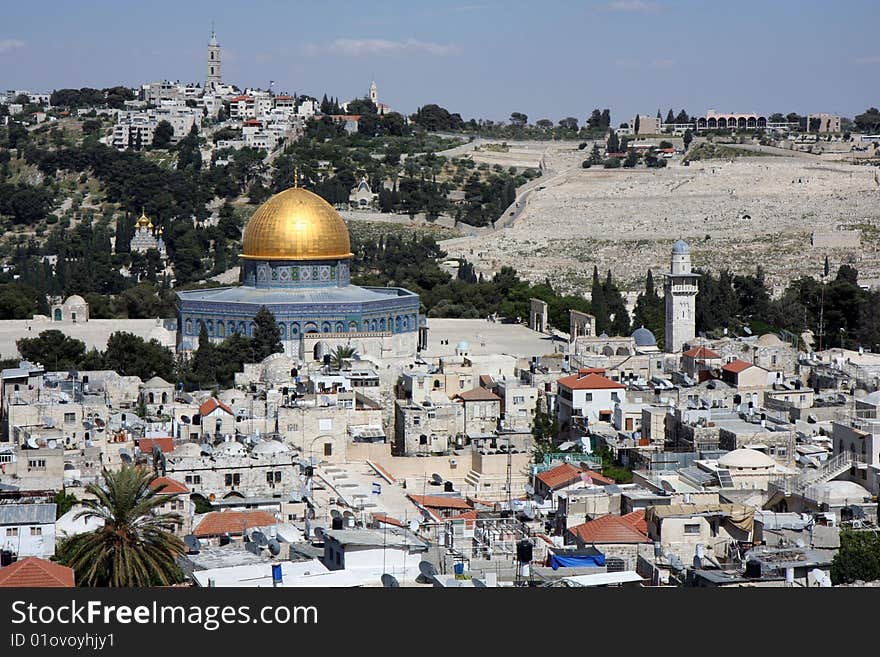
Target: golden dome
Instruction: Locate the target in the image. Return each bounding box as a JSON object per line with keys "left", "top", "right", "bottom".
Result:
{"left": 136, "top": 210, "right": 151, "bottom": 228}
{"left": 241, "top": 187, "right": 353, "bottom": 261}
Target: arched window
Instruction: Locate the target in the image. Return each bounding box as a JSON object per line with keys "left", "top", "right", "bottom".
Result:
{"left": 349, "top": 321, "right": 358, "bottom": 333}
{"left": 185, "top": 319, "right": 193, "bottom": 334}
{"left": 279, "top": 324, "right": 287, "bottom": 339}
{"left": 395, "top": 316, "right": 402, "bottom": 332}
{"left": 148, "top": 392, "right": 155, "bottom": 404}
{"left": 290, "top": 323, "right": 300, "bottom": 336}
{"left": 304, "top": 322, "right": 317, "bottom": 334}
{"left": 161, "top": 392, "right": 168, "bottom": 404}
{"left": 321, "top": 321, "right": 331, "bottom": 333}
{"left": 218, "top": 323, "right": 226, "bottom": 338}
{"left": 335, "top": 321, "right": 344, "bottom": 333}
{"left": 380, "top": 318, "right": 386, "bottom": 331}
{"left": 370, "top": 319, "right": 377, "bottom": 332}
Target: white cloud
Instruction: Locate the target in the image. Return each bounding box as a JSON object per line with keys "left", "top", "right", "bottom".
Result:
{"left": 606, "top": 1, "right": 662, "bottom": 12}
{"left": 303, "top": 38, "right": 461, "bottom": 57}
{"left": 0, "top": 38, "right": 25, "bottom": 54}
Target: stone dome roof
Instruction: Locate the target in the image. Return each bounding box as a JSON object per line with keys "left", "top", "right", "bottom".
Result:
{"left": 631, "top": 326, "right": 657, "bottom": 347}
{"left": 251, "top": 440, "right": 290, "bottom": 455}
{"left": 63, "top": 295, "right": 87, "bottom": 306}
{"left": 173, "top": 442, "right": 202, "bottom": 458}
{"left": 241, "top": 187, "right": 353, "bottom": 261}
{"left": 672, "top": 239, "right": 690, "bottom": 255}
{"left": 757, "top": 333, "right": 785, "bottom": 346}
{"left": 718, "top": 448, "right": 776, "bottom": 470}
{"left": 814, "top": 480, "right": 872, "bottom": 503}
{"left": 218, "top": 441, "right": 246, "bottom": 456}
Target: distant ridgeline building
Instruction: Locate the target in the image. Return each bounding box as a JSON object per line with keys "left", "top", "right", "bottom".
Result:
{"left": 176, "top": 185, "right": 425, "bottom": 360}
{"left": 130, "top": 210, "right": 166, "bottom": 257}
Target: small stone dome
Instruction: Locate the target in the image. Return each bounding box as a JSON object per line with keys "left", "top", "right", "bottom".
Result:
{"left": 252, "top": 440, "right": 290, "bottom": 456}
{"left": 814, "top": 480, "right": 872, "bottom": 504}
{"left": 757, "top": 333, "right": 785, "bottom": 347}
{"left": 64, "top": 295, "right": 87, "bottom": 306}
{"left": 631, "top": 326, "right": 657, "bottom": 347}
{"left": 173, "top": 442, "right": 202, "bottom": 458}
{"left": 672, "top": 239, "right": 690, "bottom": 255}
{"left": 218, "top": 441, "right": 246, "bottom": 457}
{"left": 456, "top": 340, "right": 469, "bottom": 352}
{"left": 718, "top": 448, "right": 776, "bottom": 470}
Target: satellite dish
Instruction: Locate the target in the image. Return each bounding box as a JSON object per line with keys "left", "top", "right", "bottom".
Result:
{"left": 180, "top": 415, "right": 190, "bottom": 424}
{"left": 431, "top": 473, "right": 443, "bottom": 485}
{"left": 268, "top": 539, "right": 281, "bottom": 556}
{"left": 524, "top": 483, "right": 535, "bottom": 496}
{"left": 314, "top": 527, "right": 325, "bottom": 540}
{"left": 251, "top": 530, "right": 268, "bottom": 547}
{"left": 408, "top": 519, "right": 420, "bottom": 533}
{"left": 118, "top": 448, "right": 132, "bottom": 464}
{"left": 418, "top": 561, "right": 438, "bottom": 579}
{"left": 381, "top": 574, "right": 400, "bottom": 588}
{"left": 200, "top": 442, "right": 214, "bottom": 456}
{"left": 26, "top": 437, "right": 39, "bottom": 449}
{"left": 82, "top": 420, "right": 93, "bottom": 429}
{"left": 47, "top": 440, "right": 57, "bottom": 450}
{"left": 558, "top": 441, "right": 575, "bottom": 451}
{"left": 184, "top": 535, "right": 201, "bottom": 554}
{"left": 330, "top": 509, "right": 342, "bottom": 520}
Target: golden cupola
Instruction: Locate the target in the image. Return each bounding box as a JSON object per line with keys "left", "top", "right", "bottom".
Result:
{"left": 136, "top": 209, "right": 153, "bottom": 230}
{"left": 241, "top": 187, "right": 353, "bottom": 261}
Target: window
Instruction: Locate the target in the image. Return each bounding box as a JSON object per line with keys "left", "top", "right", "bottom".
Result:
{"left": 419, "top": 435, "right": 428, "bottom": 445}
{"left": 233, "top": 473, "right": 240, "bottom": 485}
{"left": 413, "top": 416, "right": 421, "bottom": 427}
{"left": 584, "top": 393, "right": 593, "bottom": 402}
{"left": 324, "top": 443, "right": 332, "bottom": 457}
{"left": 684, "top": 523, "right": 701, "bottom": 535}
{"left": 64, "top": 412, "right": 76, "bottom": 423}
{"left": 417, "top": 381, "right": 424, "bottom": 389}
{"left": 6, "top": 528, "right": 18, "bottom": 537}
{"left": 225, "top": 474, "right": 232, "bottom": 486}
{"left": 192, "top": 475, "right": 201, "bottom": 485}
{"left": 185, "top": 475, "right": 192, "bottom": 484}
{"left": 611, "top": 393, "right": 620, "bottom": 402}
{"left": 776, "top": 447, "right": 787, "bottom": 458}
{"left": 0, "top": 453, "right": 11, "bottom": 464}
{"left": 30, "top": 527, "right": 42, "bottom": 536}
{"left": 513, "top": 396, "right": 525, "bottom": 405}
{"left": 28, "top": 459, "right": 46, "bottom": 470}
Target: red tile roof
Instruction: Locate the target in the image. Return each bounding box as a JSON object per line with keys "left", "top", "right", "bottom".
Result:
{"left": 557, "top": 372, "right": 626, "bottom": 391}
{"left": 371, "top": 513, "right": 404, "bottom": 528}
{"left": 684, "top": 346, "right": 721, "bottom": 359}
{"left": 138, "top": 437, "right": 174, "bottom": 453}
{"left": 536, "top": 462, "right": 614, "bottom": 490}
{"left": 193, "top": 511, "right": 278, "bottom": 537}
{"left": 721, "top": 359, "right": 753, "bottom": 374}
{"left": 150, "top": 476, "right": 189, "bottom": 495}
{"left": 621, "top": 509, "right": 648, "bottom": 534}
{"left": 408, "top": 494, "right": 473, "bottom": 510}
{"left": 568, "top": 514, "right": 651, "bottom": 544}
{"left": 456, "top": 387, "right": 501, "bottom": 402}
{"left": 0, "top": 557, "right": 75, "bottom": 588}
{"left": 479, "top": 374, "right": 495, "bottom": 388}
{"left": 199, "top": 397, "right": 233, "bottom": 416}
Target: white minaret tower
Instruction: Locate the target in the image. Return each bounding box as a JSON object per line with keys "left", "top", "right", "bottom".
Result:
{"left": 664, "top": 239, "right": 699, "bottom": 353}
{"left": 369, "top": 80, "right": 378, "bottom": 105}
{"left": 206, "top": 23, "right": 222, "bottom": 93}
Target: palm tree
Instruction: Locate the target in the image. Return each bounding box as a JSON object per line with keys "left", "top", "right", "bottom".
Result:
{"left": 329, "top": 345, "right": 359, "bottom": 370}
{"left": 57, "top": 465, "right": 186, "bottom": 587}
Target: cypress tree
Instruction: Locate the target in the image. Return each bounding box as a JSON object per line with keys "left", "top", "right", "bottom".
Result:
{"left": 591, "top": 266, "right": 609, "bottom": 334}
{"left": 252, "top": 306, "right": 282, "bottom": 360}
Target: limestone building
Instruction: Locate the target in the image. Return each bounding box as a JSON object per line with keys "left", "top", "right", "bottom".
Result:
{"left": 664, "top": 240, "right": 698, "bottom": 354}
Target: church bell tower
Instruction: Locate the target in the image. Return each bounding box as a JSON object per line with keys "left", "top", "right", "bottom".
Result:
{"left": 206, "top": 23, "right": 222, "bottom": 93}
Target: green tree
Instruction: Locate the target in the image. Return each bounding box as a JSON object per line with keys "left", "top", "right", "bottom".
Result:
{"left": 830, "top": 530, "right": 880, "bottom": 585}
{"left": 54, "top": 489, "right": 79, "bottom": 519}
{"left": 152, "top": 120, "right": 174, "bottom": 148}
{"left": 606, "top": 129, "right": 620, "bottom": 154}
{"left": 634, "top": 115, "right": 640, "bottom": 135}
{"left": 17, "top": 330, "right": 86, "bottom": 370}
{"left": 683, "top": 129, "right": 693, "bottom": 150}
{"left": 252, "top": 306, "right": 282, "bottom": 361}
{"left": 591, "top": 266, "right": 610, "bottom": 333}
{"left": 56, "top": 465, "right": 185, "bottom": 587}
{"left": 103, "top": 332, "right": 175, "bottom": 380}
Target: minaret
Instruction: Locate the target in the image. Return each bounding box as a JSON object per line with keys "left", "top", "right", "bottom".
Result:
{"left": 206, "top": 23, "right": 222, "bottom": 93}
{"left": 369, "top": 80, "right": 378, "bottom": 105}
{"left": 664, "top": 239, "right": 699, "bottom": 353}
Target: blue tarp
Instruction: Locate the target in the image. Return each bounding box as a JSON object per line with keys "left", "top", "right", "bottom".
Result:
{"left": 550, "top": 553, "right": 606, "bottom": 569}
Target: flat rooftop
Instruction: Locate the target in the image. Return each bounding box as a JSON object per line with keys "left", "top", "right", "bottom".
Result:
{"left": 423, "top": 318, "right": 567, "bottom": 360}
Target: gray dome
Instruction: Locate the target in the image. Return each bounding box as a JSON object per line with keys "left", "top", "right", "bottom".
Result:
{"left": 672, "top": 239, "right": 690, "bottom": 255}
{"left": 631, "top": 326, "right": 657, "bottom": 347}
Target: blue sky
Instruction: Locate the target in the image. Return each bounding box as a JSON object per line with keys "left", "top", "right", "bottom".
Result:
{"left": 1, "top": 0, "right": 877, "bottom": 124}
